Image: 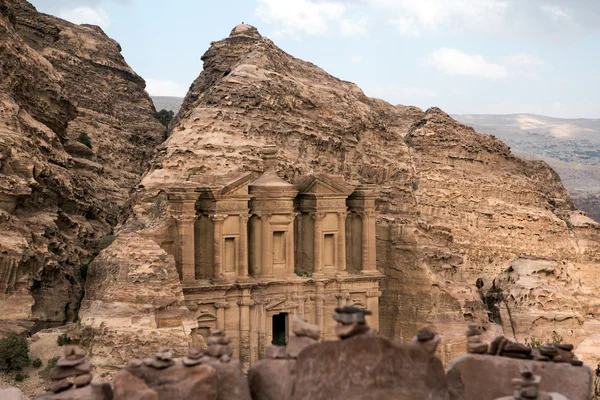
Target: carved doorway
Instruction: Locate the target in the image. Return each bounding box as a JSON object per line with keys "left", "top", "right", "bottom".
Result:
{"left": 272, "top": 312, "right": 288, "bottom": 345}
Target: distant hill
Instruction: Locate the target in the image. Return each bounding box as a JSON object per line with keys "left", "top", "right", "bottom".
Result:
{"left": 454, "top": 113, "right": 600, "bottom": 221}
{"left": 152, "top": 96, "right": 183, "bottom": 113}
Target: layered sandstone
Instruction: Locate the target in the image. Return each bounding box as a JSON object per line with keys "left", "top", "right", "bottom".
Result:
{"left": 0, "top": 0, "right": 164, "bottom": 332}
{"left": 79, "top": 23, "right": 600, "bottom": 367}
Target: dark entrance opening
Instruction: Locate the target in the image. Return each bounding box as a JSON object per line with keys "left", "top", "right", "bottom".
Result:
{"left": 272, "top": 312, "right": 288, "bottom": 345}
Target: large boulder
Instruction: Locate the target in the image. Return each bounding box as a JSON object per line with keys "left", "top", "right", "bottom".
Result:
{"left": 248, "top": 359, "right": 296, "bottom": 400}
{"left": 291, "top": 335, "right": 449, "bottom": 400}
{"left": 447, "top": 354, "right": 593, "bottom": 400}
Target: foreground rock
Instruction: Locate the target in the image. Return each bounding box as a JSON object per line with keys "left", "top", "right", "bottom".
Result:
{"left": 113, "top": 348, "right": 217, "bottom": 400}
{"left": 447, "top": 354, "right": 593, "bottom": 400}
{"left": 292, "top": 333, "right": 449, "bottom": 400}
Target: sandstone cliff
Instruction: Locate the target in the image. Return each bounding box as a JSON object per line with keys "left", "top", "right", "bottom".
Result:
{"left": 79, "top": 24, "right": 600, "bottom": 366}
{"left": 0, "top": 0, "right": 164, "bottom": 333}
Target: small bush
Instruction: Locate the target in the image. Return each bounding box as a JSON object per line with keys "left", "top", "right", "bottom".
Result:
{"left": 524, "top": 336, "right": 543, "bottom": 349}
{"left": 78, "top": 132, "right": 92, "bottom": 149}
{"left": 32, "top": 358, "right": 42, "bottom": 368}
{"left": 154, "top": 109, "right": 174, "bottom": 127}
{"left": 0, "top": 333, "right": 30, "bottom": 372}
{"left": 57, "top": 333, "right": 71, "bottom": 347}
{"left": 294, "top": 270, "right": 312, "bottom": 278}
{"left": 14, "top": 372, "right": 25, "bottom": 382}
{"left": 40, "top": 356, "right": 60, "bottom": 380}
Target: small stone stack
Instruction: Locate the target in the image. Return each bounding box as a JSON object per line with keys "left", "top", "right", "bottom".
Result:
{"left": 535, "top": 344, "right": 581, "bottom": 366}
{"left": 413, "top": 328, "right": 440, "bottom": 355}
{"left": 183, "top": 346, "right": 204, "bottom": 367}
{"left": 494, "top": 364, "right": 570, "bottom": 400}
{"left": 47, "top": 346, "right": 93, "bottom": 394}
{"left": 142, "top": 347, "right": 175, "bottom": 369}
{"left": 204, "top": 330, "right": 233, "bottom": 363}
{"left": 485, "top": 336, "right": 582, "bottom": 367}
{"left": 286, "top": 316, "right": 320, "bottom": 358}
{"left": 488, "top": 336, "right": 533, "bottom": 360}
{"left": 333, "top": 306, "right": 373, "bottom": 339}
{"left": 466, "top": 325, "right": 489, "bottom": 354}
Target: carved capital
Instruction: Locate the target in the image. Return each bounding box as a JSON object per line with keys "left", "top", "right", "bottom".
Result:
{"left": 210, "top": 213, "right": 228, "bottom": 223}
{"left": 214, "top": 301, "right": 230, "bottom": 309}
{"left": 336, "top": 211, "right": 349, "bottom": 219}
{"left": 366, "top": 290, "right": 382, "bottom": 298}
{"left": 310, "top": 294, "right": 325, "bottom": 301}
{"left": 357, "top": 210, "right": 376, "bottom": 218}
{"left": 335, "top": 292, "right": 351, "bottom": 300}
{"left": 239, "top": 213, "right": 250, "bottom": 223}
{"left": 292, "top": 295, "right": 307, "bottom": 302}
{"left": 237, "top": 298, "right": 255, "bottom": 307}
{"left": 311, "top": 211, "right": 327, "bottom": 221}
{"left": 173, "top": 214, "right": 197, "bottom": 222}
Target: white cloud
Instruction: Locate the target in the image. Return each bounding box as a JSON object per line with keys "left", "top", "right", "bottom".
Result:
{"left": 425, "top": 48, "right": 508, "bottom": 80}
{"left": 400, "top": 87, "right": 439, "bottom": 98}
{"left": 255, "top": 0, "right": 366, "bottom": 37}
{"left": 145, "top": 79, "right": 188, "bottom": 97}
{"left": 351, "top": 55, "right": 363, "bottom": 64}
{"left": 501, "top": 53, "right": 544, "bottom": 67}
{"left": 370, "top": 0, "right": 509, "bottom": 36}
{"left": 60, "top": 7, "right": 109, "bottom": 28}
{"left": 541, "top": 5, "right": 571, "bottom": 20}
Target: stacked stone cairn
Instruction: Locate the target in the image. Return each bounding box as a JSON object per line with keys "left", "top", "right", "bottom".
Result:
{"left": 481, "top": 335, "right": 583, "bottom": 366}
{"left": 466, "top": 324, "right": 489, "bottom": 354}
{"left": 333, "top": 306, "right": 373, "bottom": 339}
{"left": 203, "top": 329, "right": 233, "bottom": 363}
{"left": 47, "top": 346, "right": 93, "bottom": 393}
{"left": 494, "top": 364, "right": 570, "bottom": 400}
{"left": 141, "top": 347, "right": 175, "bottom": 369}
{"left": 413, "top": 327, "right": 441, "bottom": 355}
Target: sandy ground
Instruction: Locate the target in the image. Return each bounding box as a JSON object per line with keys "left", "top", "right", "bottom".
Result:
{"left": 0, "top": 328, "right": 116, "bottom": 399}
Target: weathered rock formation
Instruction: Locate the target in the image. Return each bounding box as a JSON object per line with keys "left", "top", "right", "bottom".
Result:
{"left": 0, "top": 0, "right": 164, "bottom": 333}
{"left": 77, "top": 22, "right": 600, "bottom": 367}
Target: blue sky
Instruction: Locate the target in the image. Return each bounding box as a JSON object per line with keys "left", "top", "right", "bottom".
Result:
{"left": 31, "top": 0, "right": 600, "bottom": 118}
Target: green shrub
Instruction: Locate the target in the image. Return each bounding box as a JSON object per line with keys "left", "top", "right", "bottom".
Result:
{"left": 154, "top": 109, "right": 174, "bottom": 127}
{"left": 57, "top": 333, "right": 71, "bottom": 347}
{"left": 14, "top": 372, "right": 25, "bottom": 382}
{"left": 524, "top": 336, "right": 543, "bottom": 349}
{"left": 40, "top": 356, "right": 59, "bottom": 380}
{"left": 78, "top": 132, "right": 92, "bottom": 149}
{"left": 294, "top": 270, "right": 312, "bottom": 278}
{"left": 0, "top": 333, "right": 30, "bottom": 372}
{"left": 32, "top": 358, "right": 42, "bottom": 368}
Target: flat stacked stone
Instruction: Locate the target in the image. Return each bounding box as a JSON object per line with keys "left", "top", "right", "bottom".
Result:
{"left": 183, "top": 346, "right": 204, "bottom": 367}
{"left": 47, "top": 346, "right": 93, "bottom": 393}
{"left": 286, "top": 316, "right": 320, "bottom": 358}
{"left": 204, "top": 330, "right": 233, "bottom": 362}
{"left": 333, "top": 306, "right": 373, "bottom": 339}
{"left": 142, "top": 347, "right": 175, "bottom": 369}
{"left": 413, "top": 327, "right": 441, "bottom": 356}
{"left": 466, "top": 325, "right": 489, "bottom": 354}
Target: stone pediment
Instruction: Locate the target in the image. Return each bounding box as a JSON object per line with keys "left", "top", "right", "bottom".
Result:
{"left": 297, "top": 174, "right": 355, "bottom": 196}
{"left": 194, "top": 173, "right": 255, "bottom": 199}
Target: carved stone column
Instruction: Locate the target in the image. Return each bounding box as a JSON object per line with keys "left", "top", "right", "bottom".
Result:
{"left": 174, "top": 214, "right": 196, "bottom": 281}
{"left": 214, "top": 301, "right": 230, "bottom": 331}
{"left": 238, "top": 289, "right": 254, "bottom": 372}
{"left": 211, "top": 214, "right": 227, "bottom": 279}
{"left": 360, "top": 210, "right": 377, "bottom": 273}
{"left": 261, "top": 213, "right": 272, "bottom": 277}
{"left": 366, "top": 289, "right": 382, "bottom": 332}
{"left": 286, "top": 214, "right": 296, "bottom": 276}
{"left": 312, "top": 212, "right": 325, "bottom": 275}
{"left": 238, "top": 214, "right": 250, "bottom": 278}
{"left": 336, "top": 211, "right": 347, "bottom": 274}
{"left": 314, "top": 281, "right": 325, "bottom": 338}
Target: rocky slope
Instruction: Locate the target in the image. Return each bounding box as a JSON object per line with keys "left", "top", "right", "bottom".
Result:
{"left": 0, "top": 0, "right": 164, "bottom": 333}
{"left": 79, "top": 24, "right": 600, "bottom": 366}
{"left": 454, "top": 114, "right": 600, "bottom": 223}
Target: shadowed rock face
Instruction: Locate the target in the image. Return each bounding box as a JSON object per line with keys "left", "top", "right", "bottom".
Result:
{"left": 0, "top": 0, "right": 164, "bottom": 332}
{"left": 81, "top": 23, "right": 600, "bottom": 364}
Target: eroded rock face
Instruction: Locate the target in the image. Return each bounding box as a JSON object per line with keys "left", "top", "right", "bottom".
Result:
{"left": 0, "top": 0, "right": 164, "bottom": 332}
{"left": 80, "top": 23, "right": 600, "bottom": 364}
